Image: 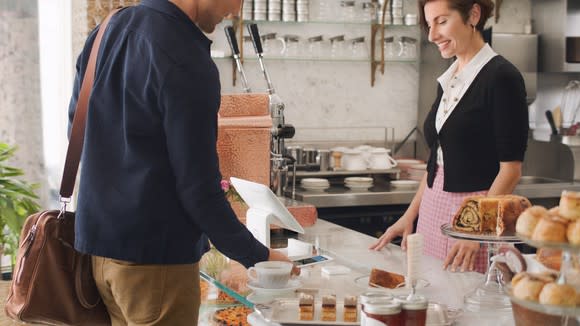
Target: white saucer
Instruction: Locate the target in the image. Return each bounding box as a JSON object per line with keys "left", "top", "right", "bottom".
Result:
{"left": 247, "top": 279, "right": 302, "bottom": 295}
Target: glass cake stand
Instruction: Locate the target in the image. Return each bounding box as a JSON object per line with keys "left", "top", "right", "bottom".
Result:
{"left": 440, "top": 223, "right": 522, "bottom": 313}
{"left": 511, "top": 234, "right": 580, "bottom": 325}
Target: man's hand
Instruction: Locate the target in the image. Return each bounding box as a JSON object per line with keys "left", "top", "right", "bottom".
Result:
{"left": 443, "top": 240, "right": 480, "bottom": 272}
{"left": 268, "top": 248, "right": 300, "bottom": 276}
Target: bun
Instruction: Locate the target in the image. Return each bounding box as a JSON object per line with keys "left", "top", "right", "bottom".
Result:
{"left": 531, "top": 216, "right": 568, "bottom": 243}
{"left": 538, "top": 283, "right": 577, "bottom": 306}
{"left": 559, "top": 190, "right": 580, "bottom": 220}
{"left": 516, "top": 206, "right": 547, "bottom": 237}
{"left": 567, "top": 220, "right": 580, "bottom": 245}
{"left": 368, "top": 268, "right": 405, "bottom": 289}
{"left": 452, "top": 195, "right": 531, "bottom": 235}
{"left": 536, "top": 248, "right": 562, "bottom": 271}
{"left": 513, "top": 278, "right": 545, "bottom": 302}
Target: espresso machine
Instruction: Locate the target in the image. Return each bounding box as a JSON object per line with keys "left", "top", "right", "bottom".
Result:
{"left": 225, "top": 24, "right": 295, "bottom": 196}
{"left": 246, "top": 24, "right": 296, "bottom": 196}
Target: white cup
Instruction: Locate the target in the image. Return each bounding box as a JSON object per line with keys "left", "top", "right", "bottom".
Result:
{"left": 342, "top": 149, "right": 367, "bottom": 171}
{"left": 247, "top": 261, "right": 293, "bottom": 288}
{"left": 368, "top": 148, "right": 398, "bottom": 169}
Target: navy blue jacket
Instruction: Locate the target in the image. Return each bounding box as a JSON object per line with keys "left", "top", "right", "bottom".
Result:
{"left": 68, "top": 0, "right": 269, "bottom": 266}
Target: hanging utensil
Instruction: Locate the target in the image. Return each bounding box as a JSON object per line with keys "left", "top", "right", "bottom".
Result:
{"left": 545, "top": 110, "right": 558, "bottom": 136}
{"left": 224, "top": 26, "right": 251, "bottom": 93}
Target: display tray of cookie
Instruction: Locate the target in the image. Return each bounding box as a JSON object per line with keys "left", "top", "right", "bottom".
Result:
{"left": 254, "top": 298, "right": 360, "bottom": 325}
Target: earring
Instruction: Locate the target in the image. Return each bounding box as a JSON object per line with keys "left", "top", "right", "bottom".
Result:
{"left": 472, "top": 24, "right": 476, "bottom": 33}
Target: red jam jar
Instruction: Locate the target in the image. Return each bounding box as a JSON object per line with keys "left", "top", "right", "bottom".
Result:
{"left": 395, "top": 295, "right": 428, "bottom": 326}
{"left": 362, "top": 301, "right": 403, "bottom": 326}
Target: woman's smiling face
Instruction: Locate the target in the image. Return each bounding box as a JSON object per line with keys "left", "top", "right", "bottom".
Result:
{"left": 424, "top": 0, "right": 475, "bottom": 59}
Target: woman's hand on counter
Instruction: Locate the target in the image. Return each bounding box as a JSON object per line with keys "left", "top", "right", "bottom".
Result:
{"left": 369, "top": 215, "right": 414, "bottom": 251}
{"left": 443, "top": 240, "right": 480, "bottom": 272}
{"left": 268, "top": 248, "right": 301, "bottom": 276}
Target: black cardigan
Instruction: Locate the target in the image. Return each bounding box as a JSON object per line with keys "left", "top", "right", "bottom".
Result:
{"left": 423, "top": 55, "right": 529, "bottom": 192}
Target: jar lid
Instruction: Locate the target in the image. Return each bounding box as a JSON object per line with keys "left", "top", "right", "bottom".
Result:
{"left": 364, "top": 301, "right": 401, "bottom": 314}
{"left": 360, "top": 292, "right": 393, "bottom": 303}
{"left": 394, "top": 295, "right": 428, "bottom": 310}
{"left": 340, "top": 1, "right": 356, "bottom": 7}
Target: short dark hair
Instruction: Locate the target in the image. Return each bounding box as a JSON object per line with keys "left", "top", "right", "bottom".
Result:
{"left": 418, "top": 0, "right": 494, "bottom": 33}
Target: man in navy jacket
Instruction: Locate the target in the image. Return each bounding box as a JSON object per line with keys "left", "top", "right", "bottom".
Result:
{"left": 68, "top": 1, "right": 292, "bottom": 324}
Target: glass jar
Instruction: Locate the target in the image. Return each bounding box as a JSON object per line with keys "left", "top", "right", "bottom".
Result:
{"left": 360, "top": 292, "right": 394, "bottom": 310}
{"left": 395, "top": 295, "right": 428, "bottom": 326}
{"left": 383, "top": 36, "right": 400, "bottom": 59}
{"left": 283, "top": 35, "right": 301, "bottom": 58}
{"left": 363, "top": 301, "right": 403, "bottom": 326}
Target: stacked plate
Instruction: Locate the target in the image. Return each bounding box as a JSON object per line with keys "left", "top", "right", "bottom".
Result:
{"left": 301, "top": 178, "right": 330, "bottom": 192}
{"left": 344, "top": 177, "right": 373, "bottom": 190}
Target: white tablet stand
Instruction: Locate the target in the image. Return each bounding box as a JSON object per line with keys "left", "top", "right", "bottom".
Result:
{"left": 230, "top": 177, "right": 305, "bottom": 248}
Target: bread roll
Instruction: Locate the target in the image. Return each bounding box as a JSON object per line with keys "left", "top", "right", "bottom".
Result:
{"left": 536, "top": 248, "right": 563, "bottom": 271}
{"left": 567, "top": 220, "right": 580, "bottom": 245}
{"left": 559, "top": 190, "right": 580, "bottom": 220}
{"left": 538, "top": 283, "right": 577, "bottom": 306}
{"left": 513, "top": 278, "right": 546, "bottom": 302}
{"left": 516, "top": 206, "right": 547, "bottom": 237}
{"left": 531, "top": 216, "right": 568, "bottom": 243}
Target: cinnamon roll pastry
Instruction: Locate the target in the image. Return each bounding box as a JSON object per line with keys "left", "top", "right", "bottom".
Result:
{"left": 452, "top": 195, "right": 531, "bottom": 235}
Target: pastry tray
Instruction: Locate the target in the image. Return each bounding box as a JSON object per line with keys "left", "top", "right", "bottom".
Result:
{"left": 440, "top": 223, "right": 521, "bottom": 243}
{"left": 254, "top": 299, "right": 462, "bottom": 326}
{"left": 516, "top": 233, "right": 580, "bottom": 253}
{"left": 254, "top": 299, "right": 359, "bottom": 325}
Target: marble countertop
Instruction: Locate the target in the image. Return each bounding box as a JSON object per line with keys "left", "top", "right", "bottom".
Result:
{"left": 246, "top": 219, "right": 518, "bottom": 326}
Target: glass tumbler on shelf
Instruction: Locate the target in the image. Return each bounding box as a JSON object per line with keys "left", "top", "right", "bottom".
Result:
{"left": 339, "top": 0, "right": 356, "bottom": 22}
{"left": 350, "top": 37, "right": 368, "bottom": 59}
{"left": 383, "top": 36, "right": 400, "bottom": 60}
{"left": 330, "top": 35, "right": 346, "bottom": 59}
{"left": 398, "top": 36, "right": 418, "bottom": 59}
{"left": 307, "top": 35, "right": 326, "bottom": 59}
{"left": 361, "top": 2, "right": 378, "bottom": 22}
{"left": 283, "top": 35, "right": 302, "bottom": 58}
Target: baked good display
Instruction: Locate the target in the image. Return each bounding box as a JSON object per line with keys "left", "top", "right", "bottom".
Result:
{"left": 368, "top": 267, "right": 405, "bottom": 289}
{"left": 531, "top": 215, "right": 568, "bottom": 243}
{"left": 558, "top": 190, "right": 580, "bottom": 220}
{"left": 343, "top": 295, "right": 358, "bottom": 322}
{"left": 568, "top": 220, "right": 580, "bottom": 245}
{"left": 516, "top": 206, "right": 547, "bottom": 237}
{"left": 452, "top": 195, "right": 531, "bottom": 235}
{"left": 211, "top": 306, "right": 253, "bottom": 326}
{"left": 298, "top": 293, "right": 314, "bottom": 321}
{"left": 321, "top": 294, "right": 336, "bottom": 321}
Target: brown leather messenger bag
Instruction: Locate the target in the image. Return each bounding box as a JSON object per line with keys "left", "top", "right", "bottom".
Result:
{"left": 5, "top": 8, "right": 122, "bottom": 325}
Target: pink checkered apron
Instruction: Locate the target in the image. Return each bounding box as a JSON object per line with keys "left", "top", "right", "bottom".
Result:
{"left": 416, "top": 167, "right": 489, "bottom": 273}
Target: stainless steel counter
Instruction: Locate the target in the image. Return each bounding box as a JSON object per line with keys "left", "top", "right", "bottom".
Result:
{"left": 287, "top": 178, "right": 580, "bottom": 208}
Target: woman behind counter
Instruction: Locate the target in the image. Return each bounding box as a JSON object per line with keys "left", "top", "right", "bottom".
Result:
{"left": 370, "top": 0, "right": 528, "bottom": 273}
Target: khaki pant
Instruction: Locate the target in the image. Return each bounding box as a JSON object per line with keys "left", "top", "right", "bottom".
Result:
{"left": 92, "top": 256, "right": 200, "bottom": 326}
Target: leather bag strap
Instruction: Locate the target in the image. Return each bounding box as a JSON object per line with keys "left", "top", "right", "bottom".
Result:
{"left": 59, "top": 8, "right": 122, "bottom": 198}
